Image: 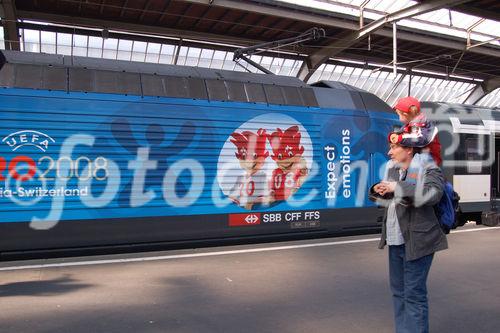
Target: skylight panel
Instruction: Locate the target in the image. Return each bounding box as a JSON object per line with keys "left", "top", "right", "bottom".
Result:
{"left": 159, "top": 44, "right": 175, "bottom": 64}
{"left": 73, "top": 35, "right": 88, "bottom": 57}
{"left": 57, "top": 32, "right": 72, "bottom": 56}
{"left": 348, "top": 0, "right": 364, "bottom": 6}
{"left": 22, "top": 29, "right": 40, "bottom": 53}
{"left": 131, "top": 41, "right": 147, "bottom": 62}
{"left": 117, "top": 39, "right": 133, "bottom": 61}
{"left": 88, "top": 36, "right": 103, "bottom": 58}
{"left": 477, "top": 88, "right": 500, "bottom": 107}
{"left": 276, "top": 0, "right": 499, "bottom": 45}
{"left": 145, "top": 42, "right": 161, "bottom": 63}
{"left": 40, "top": 31, "right": 56, "bottom": 54}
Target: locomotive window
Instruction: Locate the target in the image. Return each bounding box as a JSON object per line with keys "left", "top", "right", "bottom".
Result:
{"left": 497, "top": 151, "right": 500, "bottom": 194}
{"left": 465, "top": 137, "right": 483, "bottom": 174}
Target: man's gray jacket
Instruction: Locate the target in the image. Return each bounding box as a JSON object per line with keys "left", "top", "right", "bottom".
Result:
{"left": 372, "top": 160, "right": 448, "bottom": 261}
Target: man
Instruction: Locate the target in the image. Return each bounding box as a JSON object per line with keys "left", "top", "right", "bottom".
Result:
{"left": 370, "top": 142, "right": 448, "bottom": 333}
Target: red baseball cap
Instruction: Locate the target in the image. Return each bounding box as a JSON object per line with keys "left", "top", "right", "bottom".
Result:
{"left": 393, "top": 96, "right": 420, "bottom": 113}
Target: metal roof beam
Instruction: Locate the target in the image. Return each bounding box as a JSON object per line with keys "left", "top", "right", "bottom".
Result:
{"left": 15, "top": 10, "right": 263, "bottom": 47}
{"left": 195, "top": 2, "right": 500, "bottom": 58}
{"left": 16, "top": 4, "right": 500, "bottom": 58}
{"left": 0, "top": 0, "right": 20, "bottom": 50}
{"left": 14, "top": 21, "right": 481, "bottom": 83}
{"left": 447, "top": 4, "right": 500, "bottom": 23}
{"left": 376, "top": 30, "right": 500, "bottom": 60}
{"left": 359, "top": 0, "right": 471, "bottom": 38}
{"left": 181, "top": 0, "right": 358, "bottom": 30}
{"left": 14, "top": 4, "right": 500, "bottom": 80}
{"left": 297, "top": 0, "right": 472, "bottom": 81}
{"left": 171, "top": 1, "right": 500, "bottom": 58}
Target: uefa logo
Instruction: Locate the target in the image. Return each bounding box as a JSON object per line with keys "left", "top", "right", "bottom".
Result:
{"left": 2, "top": 130, "right": 55, "bottom": 152}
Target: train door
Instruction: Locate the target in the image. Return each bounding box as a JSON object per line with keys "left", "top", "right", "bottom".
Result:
{"left": 492, "top": 136, "right": 500, "bottom": 200}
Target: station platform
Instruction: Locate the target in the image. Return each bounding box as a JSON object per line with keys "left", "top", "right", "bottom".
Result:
{"left": 1, "top": 224, "right": 499, "bottom": 333}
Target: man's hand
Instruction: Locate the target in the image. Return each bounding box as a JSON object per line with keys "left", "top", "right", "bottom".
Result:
{"left": 374, "top": 181, "right": 397, "bottom": 196}
{"left": 380, "top": 181, "right": 397, "bottom": 195}
{"left": 373, "top": 183, "right": 386, "bottom": 195}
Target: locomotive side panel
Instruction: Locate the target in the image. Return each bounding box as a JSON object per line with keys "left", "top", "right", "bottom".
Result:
{"left": 0, "top": 88, "right": 392, "bottom": 253}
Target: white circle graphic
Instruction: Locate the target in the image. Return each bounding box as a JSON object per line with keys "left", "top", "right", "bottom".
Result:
{"left": 217, "top": 113, "right": 313, "bottom": 210}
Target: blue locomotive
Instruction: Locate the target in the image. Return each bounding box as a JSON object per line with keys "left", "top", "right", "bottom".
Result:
{"left": 0, "top": 50, "right": 495, "bottom": 257}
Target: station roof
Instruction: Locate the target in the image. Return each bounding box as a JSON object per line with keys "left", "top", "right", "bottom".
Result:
{"left": 10, "top": 0, "right": 500, "bottom": 81}
{"left": 1, "top": 0, "right": 499, "bottom": 106}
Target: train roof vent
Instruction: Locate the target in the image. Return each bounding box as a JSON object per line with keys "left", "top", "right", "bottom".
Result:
{"left": 311, "top": 81, "right": 363, "bottom": 92}
{"left": 310, "top": 80, "right": 392, "bottom": 113}
{"left": 0, "top": 50, "right": 318, "bottom": 106}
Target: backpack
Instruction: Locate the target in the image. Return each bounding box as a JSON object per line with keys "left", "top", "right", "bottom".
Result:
{"left": 434, "top": 181, "right": 460, "bottom": 234}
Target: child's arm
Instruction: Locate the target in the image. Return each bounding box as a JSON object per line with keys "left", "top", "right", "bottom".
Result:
{"left": 396, "top": 121, "right": 438, "bottom": 147}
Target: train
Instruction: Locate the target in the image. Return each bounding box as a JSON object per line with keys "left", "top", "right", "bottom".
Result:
{"left": 422, "top": 101, "right": 499, "bottom": 225}
{"left": 0, "top": 50, "right": 497, "bottom": 258}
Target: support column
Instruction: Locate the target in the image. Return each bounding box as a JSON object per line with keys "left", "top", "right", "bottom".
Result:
{"left": 0, "top": 0, "right": 20, "bottom": 51}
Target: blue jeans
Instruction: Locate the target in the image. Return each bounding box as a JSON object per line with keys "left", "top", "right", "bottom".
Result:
{"left": 389, "top": 245, "right": 434, "bottom": 333}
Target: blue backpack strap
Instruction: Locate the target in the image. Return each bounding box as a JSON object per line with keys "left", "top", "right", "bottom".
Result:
{"left": 436, "top": 181, "right": 456, "bottom": 234}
